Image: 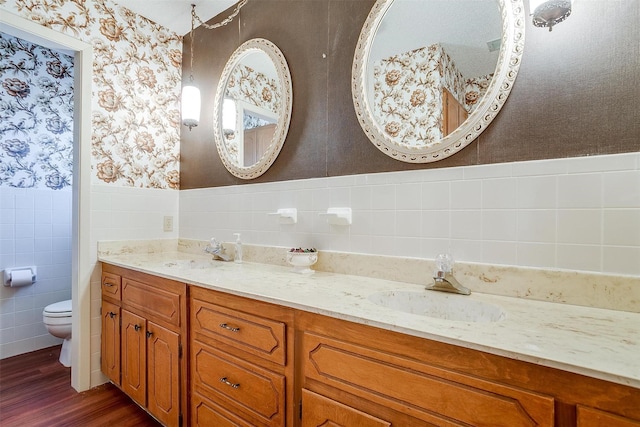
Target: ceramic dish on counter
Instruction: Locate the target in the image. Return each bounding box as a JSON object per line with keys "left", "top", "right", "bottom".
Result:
{"left": 286, "top": 248, "right": 317, "bottom": 274}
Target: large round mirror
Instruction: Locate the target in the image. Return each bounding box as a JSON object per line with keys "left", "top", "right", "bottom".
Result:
{"left": 213, "top": 38, "right": 292, "bottom": 179}
{"left": 352, "top": 0, "right": 525, "bottom": 163}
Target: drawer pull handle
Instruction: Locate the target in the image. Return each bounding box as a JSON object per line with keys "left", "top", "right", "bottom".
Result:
{"left": 146, "top": 331, "right": 153, "bottom": 338}
{"left": 220, "top": 377, "right": 240, "bottom": 389}
{"left": 104, "top": 282, "right": 114, "bottom": 287}
{"left": 219, "top": 323, "right": 240, "bottom": 332}
{"left": 108, "top": 312, "right": 116, "bottom": 319}
{"left": 134, "top": 324, "right": 141, "bottom": 332}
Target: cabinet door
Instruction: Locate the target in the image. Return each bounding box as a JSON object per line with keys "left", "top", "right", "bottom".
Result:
{"left": 147, "top": 321, "right": 180, "bottom": 427}
{"left": 243, "top": 128, "right": 258, "bottom": 167}
{"left": 442, "top": 88, "right": 468, "bottom": 137}
{"left": 101, "top": 301, "right": 120, "bottom": 385}
{"left": 256, "top": 124, "right": 276, "bottom": 158}
{"left": 577, "top": 406, "right": 640, "bottom": 427}
{"left": 302, "top": 389, "right": 391, "bottom": 427}
{"left": 121, "top": 309, "right": 147, "bottom": 407}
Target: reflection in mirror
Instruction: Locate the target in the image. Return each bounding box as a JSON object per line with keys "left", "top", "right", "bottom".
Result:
{"left": 214, "top": 39, "right": 292, "bottom": 179}
{"left": 368, "top": 0, "right": 501, "bottom": 144}
{"left": 352, "top": 0, "right": 525, "bottom": 163}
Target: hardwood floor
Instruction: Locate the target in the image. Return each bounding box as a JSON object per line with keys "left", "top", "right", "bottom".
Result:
{"left": 0, "top": 345, "right": 161, "bottom": 427}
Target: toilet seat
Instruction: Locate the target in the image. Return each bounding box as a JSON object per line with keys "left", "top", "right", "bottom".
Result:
{"left": 43, "top": 300, "right": 72, "bottom": 325}
{"left": 43, "top": 299, "right": 72, "bottom": 318}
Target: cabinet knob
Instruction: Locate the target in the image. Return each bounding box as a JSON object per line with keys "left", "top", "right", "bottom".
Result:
{"left": 108, "top": 312, "right": 116, "bottom": 318}
{"left": 219, "top": 323, "right": 240, "bottom": 333}
{"left": 146, "top": 331, "right": 153, "bottom": 338}
{"left": 134, "top": 324, "right": 141, "bottom": 332}
{"left": 220, "top": 377, "right": 240, "bottom": 389}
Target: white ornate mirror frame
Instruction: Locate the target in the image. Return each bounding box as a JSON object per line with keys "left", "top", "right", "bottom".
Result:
{"left": 352, "top": 0, "right": 525, "bottom": 163}
{"left": 213, "top": 38, "right": 292, "bottom": 179}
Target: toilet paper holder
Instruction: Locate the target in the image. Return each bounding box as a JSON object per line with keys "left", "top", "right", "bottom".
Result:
{"left": 3, "top": 266, "right": 37, "bottom": 287}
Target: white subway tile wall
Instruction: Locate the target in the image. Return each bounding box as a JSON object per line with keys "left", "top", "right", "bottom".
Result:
{"left": 180, "top": 153, "right": 640, "bottom": 276}
{"left": 90, "top": 185, "right": 180, "bottom": 244}
{"left": 0, "top": 188, "right": 72, "bottom": 359}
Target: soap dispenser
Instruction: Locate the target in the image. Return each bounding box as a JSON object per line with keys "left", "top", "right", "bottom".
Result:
{"left": 233, "top": 233, "right": 243, "bottom": 263}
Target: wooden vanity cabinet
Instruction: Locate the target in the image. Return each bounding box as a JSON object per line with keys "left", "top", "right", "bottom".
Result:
{"left": 101, "top": 264, "right": 187, "bottom": 427}
{"left": 190, "top": 286, "right": 295, "bottom": 427}
{"left": 297, "top": 311, "right": 640, "bottom": 427}
{"left": 102, "top": 265, "right": 640, "bottom": 427}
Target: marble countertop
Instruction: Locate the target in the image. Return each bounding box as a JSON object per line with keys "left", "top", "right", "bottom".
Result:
{"left": 99, "top": 251, "right": 640, "bottom": 389}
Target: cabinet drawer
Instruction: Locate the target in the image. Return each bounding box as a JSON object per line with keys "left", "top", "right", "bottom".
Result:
{"left": 122, "top": 278, "right": 182, "bottom": 328}
{"left": 192, "top": 392, "right": 254, "bottom": 427}
{"left": 192, "top": 340, "right": 285, "bottom": 427}
{"left": 192, "top": 298, "right": 286, "bottom": 365}
{"left": 302, "top": 389, "right": 391, "bottom": 427}
{"left": 101, "top": 272, "right": 121, "bottom": 300}
{"left": 577, "top": 406, "right": 640, "bottom": 427}
{"left": 303, "top": 332, "right": 554, "bottom": 427}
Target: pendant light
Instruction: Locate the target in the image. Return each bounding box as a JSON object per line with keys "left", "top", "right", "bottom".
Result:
{"left": 530, "top": 0, "right": 573, "bottom": 31}
{"left": 181, "top": 5, "right": 200, "bottom": 130}
{"left": 181, "top": 1, "right": 248, "bottom": 131}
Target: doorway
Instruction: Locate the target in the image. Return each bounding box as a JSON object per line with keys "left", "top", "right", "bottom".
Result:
{"left": 0, "top": 12, "right": 92, "bottom": 392}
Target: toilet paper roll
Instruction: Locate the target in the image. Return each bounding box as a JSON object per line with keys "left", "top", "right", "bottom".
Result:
{"left": 9, "top": 269, "right": 33, "bottom": 287}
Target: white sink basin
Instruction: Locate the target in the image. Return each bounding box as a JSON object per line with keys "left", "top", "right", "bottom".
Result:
{"left": 368, "top": 290, "right": 507, "bottom": 323}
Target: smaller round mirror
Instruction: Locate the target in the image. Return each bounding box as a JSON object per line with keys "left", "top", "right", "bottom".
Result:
{"left": 213, "top": 38, "right": 292, "bottom": 179}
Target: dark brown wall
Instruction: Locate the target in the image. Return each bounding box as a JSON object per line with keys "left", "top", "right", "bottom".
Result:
{"left": 180, "top": 0, "right": 640, "bottom": 189}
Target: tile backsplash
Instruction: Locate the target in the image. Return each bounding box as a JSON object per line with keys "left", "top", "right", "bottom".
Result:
{"left": 180, "top": 152, "right": 640, "bottom": 277}
{"left": 89, "top": 152, "right": 639, "bottom": 385}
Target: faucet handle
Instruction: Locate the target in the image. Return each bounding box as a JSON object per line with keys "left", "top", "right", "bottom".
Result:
{"left": 435, "top": 253, "right": 454, "bottom": 273}
{"left": 204, "top": 238, "right": 220, "bottom": 253}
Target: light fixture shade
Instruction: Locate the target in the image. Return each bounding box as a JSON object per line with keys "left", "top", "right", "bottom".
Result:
{"left": 222, "top": 98, "right": 237, "bottom": 132}
{"left": 181, "top": 84, "right": 201, "bottom": 130}
{"left": 530, "top": 0, "right": 572, "bottom": 31}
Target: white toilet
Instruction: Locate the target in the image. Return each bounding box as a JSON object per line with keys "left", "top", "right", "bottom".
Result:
{"left": 43, "top": 299, "right": 72, "bottom": 367}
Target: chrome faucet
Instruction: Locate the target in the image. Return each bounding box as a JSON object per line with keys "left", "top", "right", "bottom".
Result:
{"left": 204, "top": 238, "right": 232, "bottom": 261}
{"left": 426, "top": 253, "right": 470, "bottom": 295}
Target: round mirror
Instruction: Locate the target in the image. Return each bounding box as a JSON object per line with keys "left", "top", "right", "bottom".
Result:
{"left": 352, "top": 0, "right": 525, "bottom": 163}
{"left": 213, "top": 38, "right": 292, "bottom": 179}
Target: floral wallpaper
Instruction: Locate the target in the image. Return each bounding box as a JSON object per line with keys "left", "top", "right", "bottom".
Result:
{"left": 439, "top": 45, "right": 467, "bottom": 108}
{"left": 373, "top": 43, "right": 493, "bottom": 146}
{"left": 465, "top": 74, "right": 492, "bottom": 109}
{"left": 0, "top": 0, "right": 182, "bottom": 189}
{"left": 225, "top": 64, "right": 281, "bottom": 117}
{"left": 0, "top": 32, "right": 74, "bottom": 189}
